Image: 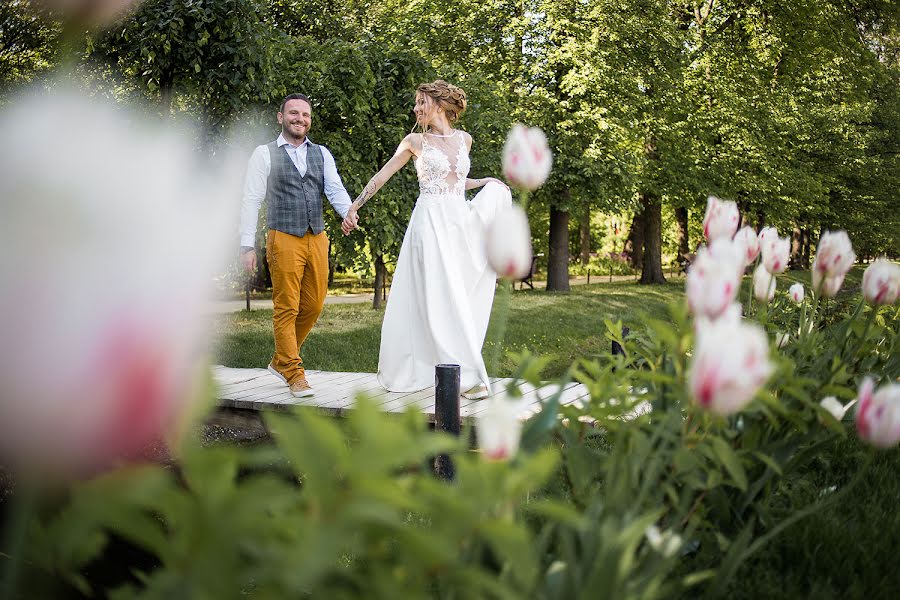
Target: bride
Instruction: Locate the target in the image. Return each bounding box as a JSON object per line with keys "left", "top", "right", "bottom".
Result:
{"left": 341, "top": 80, "right": 511, "bottom": 399}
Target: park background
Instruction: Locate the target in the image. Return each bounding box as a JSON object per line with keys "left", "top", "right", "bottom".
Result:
{"left": 2, "top": 1, "right": 899, "bottom": 599}
{"left": 3, "top": 0, "right": 897, "bottom": 298}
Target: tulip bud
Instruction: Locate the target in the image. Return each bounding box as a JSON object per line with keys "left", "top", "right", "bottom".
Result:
{"left": 813, "top": 231, "right": 856, "bottom": 293}
{"left": 820, "top": 396, "right": 855, "bottom": 421}
{"left": 689, "top": 318, "right": 773, "bottom": 416}
{"left": 733, "top": 226, "right": 761, "bottom": 266}
{"left": 476, "top": 397, "right": 523, "bottom": 460}
{"left": 0, "top": 87, "right": 236, "bottom": 473}
{"left": 862, "top": 258, "right": 900, "bottom": 305}
{"left": 502, "top": 124, "right": 552, "bottom": 191}
{"left": 753, "top": 263, "right": 776, "bottom": 302}
{"left": 761, "top": 234, "right": 791, "bottom": 274}
{"left": 686, "top": 243, "right": 743, "bottom": 320}
{"left": 758, "top": 226, "right": 778, "bottom": 246}
{"left": 855, "top": 378, "right": 900, "bottom": 449}
{"left": 789, "top": 282, "right": 805, "bottom": 303}
{"left": 702, "top": 196, "right": 740, "bottom": 242}
{"left": 486, "top": 204, "right": 533, "bottom": 279}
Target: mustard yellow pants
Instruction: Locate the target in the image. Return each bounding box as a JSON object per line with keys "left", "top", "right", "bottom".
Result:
{"left": 266, "top": 229, "right": 329, "bottom": 384}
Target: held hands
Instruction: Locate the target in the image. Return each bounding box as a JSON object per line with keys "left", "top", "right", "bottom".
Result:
{"left": 241, "top": 248, "right": 257, "bottom": 272}
{"left": 341, "top": 208, "right": 360, "bottom": 235}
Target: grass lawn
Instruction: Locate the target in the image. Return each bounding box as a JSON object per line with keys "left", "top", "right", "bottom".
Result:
{"left": 212, "top": 279, "right": 687, "bottom": 378}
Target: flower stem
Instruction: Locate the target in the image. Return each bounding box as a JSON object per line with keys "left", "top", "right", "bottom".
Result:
{"left": 1, "top": 485, "right": 35, "bottom": 600}
{"left": 489, "top": 279, "right": 513, "bottom": 379}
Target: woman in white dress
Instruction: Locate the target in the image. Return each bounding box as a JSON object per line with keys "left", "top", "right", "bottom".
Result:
{"left": 341, "top": 80, "right": 511, "bottom": 399}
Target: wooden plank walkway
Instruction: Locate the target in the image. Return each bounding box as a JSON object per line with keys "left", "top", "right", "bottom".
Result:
{"left": 213, "top": 366, "right": 593, "bottom": 423}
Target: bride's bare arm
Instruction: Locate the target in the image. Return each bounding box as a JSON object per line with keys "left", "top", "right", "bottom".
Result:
{"left": 350, "top": 135, "right": 418, "bottom": 212}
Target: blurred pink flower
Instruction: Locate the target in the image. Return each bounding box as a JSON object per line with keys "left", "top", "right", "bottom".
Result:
{"left": 855, "top": 378, "right": 900, "bottom": 449}
{"left": 702, "top": 196, "right": 740, "bottom": 242}
{"left": 760, "top": 233, "right": 790, "bottom": 274}
{"left": 689, "top": 317, "right": 773, "bottom": 416}
{"left": 686, "top": 243, "right": 742, "bottom": 320}
{"left": 812, "top": 231, "right": 855, "bottom": 294}
{"left": 477, "top": 397, "right": 522, "bottom": 461}
{"left": 0, "top": 87, "right": 238, "bottom": 473}
{"left": 789, "top": 283, "right": 805, "bottom": 303}
{"left": 758, "top": 226, "right": 778, "bottom": 246}
{"left": 733, "top": 226, "right": 761, "bottom": 266}
{"left": 862, "top": 258, "right": 900, "bottom": 305}
{"left": 486, "top": 204, "right": 533, "bottom": 279}
{"left": 502, "top": 124, "right": 552, "bottom": 191}
{"left": 753, "top": 264, "right": 776, "bottom": 302}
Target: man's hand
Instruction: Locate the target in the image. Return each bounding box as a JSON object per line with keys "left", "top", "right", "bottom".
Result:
{"left": 341, "top": 209, "right": 359, "bottom": 235}
{"left": 241, "top": 248, "right": 257, "bottom": 272}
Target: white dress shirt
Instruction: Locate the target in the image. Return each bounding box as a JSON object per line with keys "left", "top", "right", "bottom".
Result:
{"left": 239, "top": 134, "right": 353, "bottom": 247}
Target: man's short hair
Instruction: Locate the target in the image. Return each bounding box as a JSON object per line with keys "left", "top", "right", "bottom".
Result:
{"left": 280, "top": 93, "right": 311, "bottom": 113}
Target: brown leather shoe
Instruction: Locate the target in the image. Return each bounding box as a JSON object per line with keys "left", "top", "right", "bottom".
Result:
{"left": 289, "top": 378, "right": 314, "bottom": 398}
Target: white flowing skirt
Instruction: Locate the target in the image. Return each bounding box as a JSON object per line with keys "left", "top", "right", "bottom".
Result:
{"left": 377, "top": 182, "right": 512, "bottom": 393}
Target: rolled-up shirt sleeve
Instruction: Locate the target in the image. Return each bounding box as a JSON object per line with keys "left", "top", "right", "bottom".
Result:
{"left": 239, "top": 145, "right": 269, "bottom": 248}
{"left": 321, "top": 146, "right": 352, "bottom": 219}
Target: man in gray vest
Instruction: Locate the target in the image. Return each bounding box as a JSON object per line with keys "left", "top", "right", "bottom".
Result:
{"left": 239, "top": 93, "right": 354, "bottom": 397}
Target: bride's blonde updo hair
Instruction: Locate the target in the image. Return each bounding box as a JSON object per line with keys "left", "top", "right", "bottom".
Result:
{"left": 416, "top": 80, "right": 467, "bottom": 123}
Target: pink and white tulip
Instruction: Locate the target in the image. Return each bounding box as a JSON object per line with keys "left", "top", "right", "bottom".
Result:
{"left": 688, "top": 318, "right": 773, "bottom": 416}
{"left": 760, "top": 233, "right": 791, "bottom": 274}
{"left": 733, "top": 226, "right": 761, "bottom": 266}
{"left": 486, "top": 203, "right": 533, "bottom": 279}
{"left": 476, "top": 397, "right": 523, "bottom": 460}
{"left": 686, "top": 244, "right": 742, "bottom": 321}
{"left": 753, "top": 264, "right": 776, "bottom": 302}
{"left": 0, "top": 87, "right": 237, "bottom": 473}
{"left": 702, "top": 196, "right": 740, "bottom": 242}
{"left": 758, "top": 226, "right": 778, "bottom": 246}
{"left": 861, "top": 258, "right": 900, "bottom": 305}
{"left": 855, "top": 378, "right": 900, "bottom": 449}
{"left": 789, "top": 283, "right": 805, "bottom": 303}
{"left": 812, "top": 231, "right": 855, "bottom": 296}
{"left": 502, "top": 124, "right": 553, "bottom": 191}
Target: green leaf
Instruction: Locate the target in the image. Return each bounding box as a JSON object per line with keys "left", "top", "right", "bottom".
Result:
{"left": 711, "top": 437, "right": 748, "bottom": 491}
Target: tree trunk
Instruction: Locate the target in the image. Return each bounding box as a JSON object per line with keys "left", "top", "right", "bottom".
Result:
{"left": 639, "top": 193, "right": 666, "bottom": 284}
{"left": 547, "top": 205, "right": 571, "bottom": 292}
{"left": 579, "top": 207, "right": 591, "bottom": 266}
{"left": 801, "top": 227, "right": 811, "bottom": 269}
{"left": 372, "top": 254, "right": 386, "bottom": 309}
{"left": 675, "top": 206, "right": 690, "bottom": 262}
{"left": 625, "top": 210, "right": 644, "bottom": 271}
{"left": 756, "top": 210, "right": 766, "bottom": 232}
{"left": 790, "top": 225, "right": 803, "bottom": 270}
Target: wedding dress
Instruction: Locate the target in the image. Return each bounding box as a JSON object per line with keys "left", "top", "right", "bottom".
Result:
{"left": 377, "top": 130, "right": 511, "bottom": 393}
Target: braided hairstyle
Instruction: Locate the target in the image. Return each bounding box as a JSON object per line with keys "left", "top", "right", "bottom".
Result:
{"left": 416, "top": 80, "right": 467, "bottom": 124}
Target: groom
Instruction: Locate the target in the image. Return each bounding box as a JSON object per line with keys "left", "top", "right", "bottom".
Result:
{"left": 239, "top": 93, "right": 356, "bottom": 397}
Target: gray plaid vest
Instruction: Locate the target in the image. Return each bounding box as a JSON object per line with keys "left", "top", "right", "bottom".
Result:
{"left": 265, "top": 141, "right": 326, "bottom": 237}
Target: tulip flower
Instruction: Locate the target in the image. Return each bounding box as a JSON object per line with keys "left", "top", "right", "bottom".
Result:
{"left": 789, "top": 283, "right": 805, "bottom": 303}
{"left": 813, "top": 270, "right": 846, "bottom": 298}
{"left": 0, "top": 87, "right": 237, "bottom": 473}
{"left": 502, "top": 124, "right": 552, "bottom": 191}
{"left": 758, "top": 226, "right": 778, "bottom": 246}
{"left": 476, "top": 397, "right": 523, "bottom": 460}
{"left": 812, "top": 231, "right": 856, "bottom": 296}
{"left": 486, "top": 204, "right": 533, "bottom": 279}
{"left": 733, "top": 226, "right": 761, "bottom": 266}
{"left": 753, "top": 264, "right": 776, "bottom": 302}
{"left": 686, "top": 243, "right": 743, "bottom": 320}
{"left": 689, "top": 317, "right": 773, "bottom": 416}
{"left": 820, "top": 396, "right": 856, "bottom": 421}
{"left": 760, "top": 234, "right": 791, "bottom": 274}
{"left": 702, "top": 196, "right": 740, "bottom": 242}
{"left": 855, "top": 378, "right": 900, "bottom": 449}
{"left": 645, "top": 525, "right": 683, "bottom": 558}
{"left": 861, "top": 258, "right": 900, "bottom": 305}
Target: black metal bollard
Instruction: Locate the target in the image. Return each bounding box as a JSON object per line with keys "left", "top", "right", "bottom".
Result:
{"left": 611, "top": 326, "right": 630, "bottom": 357}
{"left": 434, "top": 364, "right": 461, "bottom": 480}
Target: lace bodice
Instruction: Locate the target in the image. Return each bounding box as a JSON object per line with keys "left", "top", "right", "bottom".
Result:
{"left": 415, "top": 130, "right": 470, "bottom": 198}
